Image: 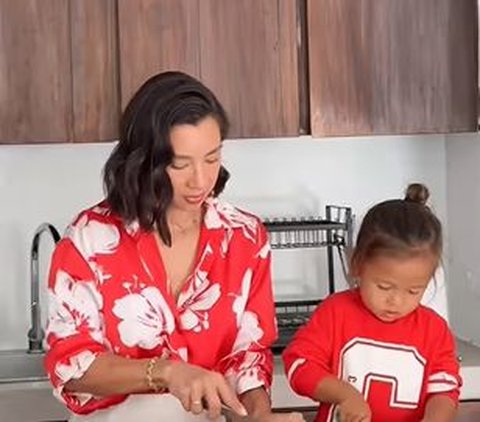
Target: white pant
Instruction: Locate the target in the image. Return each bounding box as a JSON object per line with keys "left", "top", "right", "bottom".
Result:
{"left": 69, "top": 394, "right": 226, "bottom": 422}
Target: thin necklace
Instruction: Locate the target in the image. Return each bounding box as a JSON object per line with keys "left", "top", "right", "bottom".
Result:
{"left": 170, "top": 218, "right": 200, "bottom": 235}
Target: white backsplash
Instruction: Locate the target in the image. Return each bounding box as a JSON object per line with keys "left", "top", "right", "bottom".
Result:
{"left": 0, "top": 134, "right": 449, "bottom": 349}
{"left": 446, "top": 133, "right": 480, "bottom": 346}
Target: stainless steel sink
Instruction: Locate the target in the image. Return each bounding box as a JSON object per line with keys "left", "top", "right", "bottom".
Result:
{"left": 0, "top": 349, "right": 47, "bottom": 383}
{"left": 0, "top": 381, "right": 69, "bottom": 421}
{"left": 0, "top": 351, "right": 69, "bottom": 420}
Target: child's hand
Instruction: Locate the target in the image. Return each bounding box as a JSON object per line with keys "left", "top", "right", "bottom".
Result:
{"left": 337, "top": 390, "right": 371, "bottom": 422}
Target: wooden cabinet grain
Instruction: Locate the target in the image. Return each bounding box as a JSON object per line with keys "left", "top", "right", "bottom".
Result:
{"left": 0, "top": 0, "right": 119, "bottom": 143}
{"left": 1, "top": 0, "right": 478, "bottom": 143}
{"left": 0, "top": 0, "right": 72, "bottom": 143}
{"left": 198, "top": 0, "right": 299, "bottom": 137}
{"left": 118, "top": 0, "right": 300, "bottom": 138}
{"left": 118, "top": 0, "right": 200, "bottom": 111}
{"left": 308, "top": 0, "right": 477, "bottom": 136}
{"left": 70, "top": 0, "right": 119, "bottom": 142}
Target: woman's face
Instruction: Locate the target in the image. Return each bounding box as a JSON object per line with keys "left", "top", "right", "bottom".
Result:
{"left": 166, "top": 115, "right": 222, "bottom": 213}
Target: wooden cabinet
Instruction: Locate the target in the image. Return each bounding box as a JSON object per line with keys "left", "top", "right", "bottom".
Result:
{"left": 197, "top": 0, "right": 299, "bottom": 137}
{"left": 308, "top": 0, "right": 478, "bottom": 136}
{"left": 0, "top": 0, "right": 119, "bottom": 143}
{"left": 1, "top": 0, "right": 478, "bottom": 142}
{"left": 0, "top": 0, "right": 72, "bottom": 143}
{"left": 117, "top": 0, "right": 200, "bottom": 109}
{"left": 70, "top": 0, "right": 119, "bottom": 143}
{"left": 118, "top": 0, "right": 300, "bottom": 138}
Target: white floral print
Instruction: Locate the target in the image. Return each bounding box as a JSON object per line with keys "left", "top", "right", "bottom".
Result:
{"left": 232, "top": 269, "right": 252, "bottom": 327}
{"left": 112, "top": 286, "right": 175, "bottom": 349}
{"left": 67, "top": 215, "right": 120, "bottom": 257}
{"left": 53, "top": 350, "right": 97, "bottom": 406}
{"left": 230, "top": 270, "right": 264, "bottom": 353}
{"left": 66, "top": 216, "right": 119, "bottom": 285}
{"left": 47, "top": 270, "right": 104, "bottom": 344}
{"left": 225, "top": 351, "right": 267, "bottom": 394}
{"left": 90, "top": 204, "right": 111, "bottom": 217}
{"left": 205, "top": 198, "right": 258, "bottom": 254}
{"left": 257, "top": 241, "right": 270, "bottom": 259}
{"left": 231, "top": 311, "right": 264, "bottom": 354}
{"left": 178, "top": 269, "right": 221, "bottom": 332}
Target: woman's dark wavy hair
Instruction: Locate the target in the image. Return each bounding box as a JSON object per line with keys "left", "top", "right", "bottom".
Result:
{"left": 103, "top": 71, "right": 230, "bottom": 246}
{"left": 350, "top": 183, "right": 442, "bottom": 276}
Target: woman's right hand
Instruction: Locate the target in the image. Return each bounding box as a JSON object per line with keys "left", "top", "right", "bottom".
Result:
{"left": 336, "top": 390, "right": 371, "bottom": 422}
{"left": 161, "top": 360, "right": 247, "bottom": 420}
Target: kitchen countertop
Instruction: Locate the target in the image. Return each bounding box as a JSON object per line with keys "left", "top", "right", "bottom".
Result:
{"left": 0, "top": 339, "right": 477, "bottom": 420}
{"left": 0, "top": 380, "right": 69, "bottom": 421}
{"left": 457, "top": 338, "right": 480, "bottom": 400}
{"left": 271, "top": 338, "right": 480, "bottom": 408}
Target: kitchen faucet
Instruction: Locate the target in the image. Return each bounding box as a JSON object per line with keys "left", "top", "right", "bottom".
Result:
{"left": 27, "top": 223, "right": 61, "bottom": 354}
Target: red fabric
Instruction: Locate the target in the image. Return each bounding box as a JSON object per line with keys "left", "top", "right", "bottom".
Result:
{"left": 282, "top": 289, "right": 461, "bottom": 422}
{"left": 45, "top": 199, "right": 276, "bottom": 415}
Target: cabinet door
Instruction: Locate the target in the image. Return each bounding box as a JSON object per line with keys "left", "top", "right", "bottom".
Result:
{"left": 0, "top": 0, "right": 71, "bottom": 143}
{"left": 71, "top": 0, "right": 119, "bottom": 142}
{"left": 118, "top": 0, "right": 201, "bottom": 110}
{"left": 198, "top": 0, "right": 299, "bottom": 137}
{"left": 118, "top": 0, "right": 300, "bottom": 138}
{"left": 308, "top": 0, "right": 477, "bottom": 136}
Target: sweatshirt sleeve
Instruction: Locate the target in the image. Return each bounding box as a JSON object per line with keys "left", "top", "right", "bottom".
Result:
{"left": 282, "top": 297, "right": 337, "bottom": 399}
{"left": 426, "top": 317, "right": 462, "bottom": 404}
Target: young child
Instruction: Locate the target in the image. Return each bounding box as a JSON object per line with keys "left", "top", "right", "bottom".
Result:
{"left": 282, "top": 184, "right": 461, "bottom": 422}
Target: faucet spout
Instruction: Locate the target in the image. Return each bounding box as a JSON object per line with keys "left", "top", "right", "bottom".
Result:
{"left": 27, "top": 223, "right": 61, "bottom": 354}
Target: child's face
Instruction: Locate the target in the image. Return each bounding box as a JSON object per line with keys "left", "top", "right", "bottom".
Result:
{"left": 356, "top": 253, "right": 437, "bottom": 323}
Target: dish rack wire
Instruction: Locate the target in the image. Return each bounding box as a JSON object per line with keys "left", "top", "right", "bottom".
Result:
{"left": 263, "top": 205, "right": 354, "bottom": 351}
{"left": 263, "top": 205, "right": 353, "bottom": 295}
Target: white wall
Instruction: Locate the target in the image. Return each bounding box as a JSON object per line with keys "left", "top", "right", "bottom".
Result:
{"left": 0, "top": 134, "right": 448, "bottom": 349}
{"left": 0, "top": 143, "right": 113, "bottom": 350}
{"left": 446, "top": 133, "right": 480, "bottom": 346}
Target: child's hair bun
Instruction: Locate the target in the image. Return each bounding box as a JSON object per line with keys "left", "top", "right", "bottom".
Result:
{"left": 404, "top": 183, "right": 429, "bottom": 205}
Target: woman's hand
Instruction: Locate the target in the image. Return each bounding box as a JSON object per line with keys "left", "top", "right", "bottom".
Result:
{"left": 161, "top": 360, "right": 247, "bottom": 419}
{"left": 336, "top": 390, "right": 371, "bottom": 422}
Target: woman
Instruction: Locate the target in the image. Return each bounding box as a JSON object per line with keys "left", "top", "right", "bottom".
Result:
{"left": 45, "top": 71, "right": 304, "bottom": 422}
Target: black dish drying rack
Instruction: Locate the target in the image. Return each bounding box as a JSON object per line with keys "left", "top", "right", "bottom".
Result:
{"left": 272, "top": 299, "right": 322, "bottom": 353}
{"left": 263, "top": 205, "right": 353, "bottom": 352}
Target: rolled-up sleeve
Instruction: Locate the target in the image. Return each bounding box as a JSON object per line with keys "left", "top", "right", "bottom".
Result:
{"left": 45, "top": 238, "right": 124, "bottom": 414}
{"left": 217, "top": 224, "right": 276, "bottom": 395}
{"left": 426, "top": 320, "right": 462, "bottom": 404}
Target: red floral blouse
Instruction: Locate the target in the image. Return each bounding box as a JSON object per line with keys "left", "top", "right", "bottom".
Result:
{"left": 45, "top": 198, "right": 277, "bottom": 415}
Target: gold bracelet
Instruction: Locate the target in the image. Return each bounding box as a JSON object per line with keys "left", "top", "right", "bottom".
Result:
{"left": 146, "top": 357, "right": 162, "bottom": 393}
